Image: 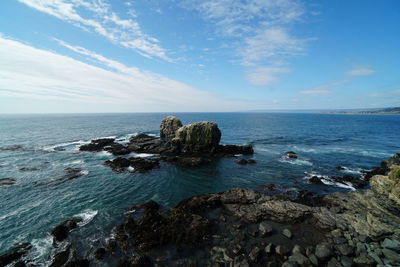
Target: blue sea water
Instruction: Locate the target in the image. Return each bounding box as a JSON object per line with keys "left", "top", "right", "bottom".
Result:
{"left": 0, "top": 113, "right": 399, "bottom": 265}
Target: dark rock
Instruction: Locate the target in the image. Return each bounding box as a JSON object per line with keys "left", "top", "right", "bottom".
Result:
{"left": 160, "top": 116, "right": 182, "bottom": 141}
{"left": 51, "top": 219, "right": 82, "bottom": 242}
{"left": 64, "top": 168, "right": 85, "bottom": 180}
{"left": 235, "top": 159, "right": 256, "bottom": 165}
{"left": 309, "top": 176, "right": 324, "bottom": 185}
{"left": 104, "top": 143, "right": 130, "bottom": 155}
{"left": 0, "top": 178, "right": 16, "bottom": 187}
{"left": 336, "top": 166, "right": 347, "bottom": 170}
{"left": 326, "top": 257, "right": 339, "bottom": 267}
{"left": 308, "top": 254, "right": 318, "bottom": 266}
{"left": 288, "top": 252, "right": 310, "bottom": 265}
{"left": 94, "top": 247, "right": 107, "bottom": 260}
{"left": 382, "top": 248, "right": 400, "bottom": 263}
{"left": 281, "top": 261, "right": 298, "bottom": 267}
{"left": 130, "top": 255, "right": 151, "bottom": 267}
{"left": 341, "top": 256, "right": 353, "bottom": 267}
{"left": 248, "top": 246, "right": 261, "bottom": 262}
{"left": 19, "top": 167, "right": 40, "bottom": 172}
{"left": 79, "top": 138, "right": 115, "bottom": 152}
{"left": 49, "top": 245, "right": 71, "bottom": 267}
{"left": 275, "top": 245, "right": 290, "bottom": 256}
{"left": 337, "top": 244, "right": 353, "bottom": 256}
{"left": 0, "top": 242, "right": 32, "bottom": 266}
{"left": 315, "top": 243, "right": 333, "bottom": 260}
{"left": 292, "top": 245, "right": 305, "bottom": 255}
{"left": 285, "top": 151, "right": 298, "bottom": 159}
{"left": 105, "top": 157, "right": 160, "bottom": 173}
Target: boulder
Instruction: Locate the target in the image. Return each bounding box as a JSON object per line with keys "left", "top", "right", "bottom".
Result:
{"left": 172, "top": 121, "right": 221, "bottom": 154}
{"left": 370, "top": 165, "right": 400, "bottom": 205}
{"left": 0, "top": 242, "right": 32, "bottom": 266}
{"left": 160, "top": 116, "right": 182, "bottom": 141}
{"left": 51, "top": 218, "right": 82, "bottom": 242}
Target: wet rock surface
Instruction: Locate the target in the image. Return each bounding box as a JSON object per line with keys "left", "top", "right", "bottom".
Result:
{"left": 0, "top": 242, "right": 32, "bottom": 266}
{"left": 51, "top": 218, "right": 82, "bottom": 242}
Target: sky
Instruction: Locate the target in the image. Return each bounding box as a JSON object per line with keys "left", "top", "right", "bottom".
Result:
{"left": 0, "top": 0, "right": 399, "bottom": 113}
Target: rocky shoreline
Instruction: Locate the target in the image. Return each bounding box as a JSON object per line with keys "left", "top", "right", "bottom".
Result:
{"left": 1, "top": 117, "right": 399, "bottom": 267}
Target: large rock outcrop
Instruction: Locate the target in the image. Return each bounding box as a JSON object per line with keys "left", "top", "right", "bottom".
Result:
{"left": 172, "top": 121, "right": 222, "bottom": 154}
{"left": 160, "top": 116, "right": 182, "bottom": 141}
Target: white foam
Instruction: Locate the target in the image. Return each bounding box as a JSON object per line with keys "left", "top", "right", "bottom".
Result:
{"left": 278, "top": 157, "right": 313, "bottom": 166}
{"left": 29, "top": 235, "right": 54, "bottom": 263}
{"left": 75, "top": 209, "right": 98, "bottom": 227}
{"left": 127, "top": 166, "right": 135, "bottom": 172}
{"left": 43, "top": 140, "right": 90, "bottom": 152}
{"left": 338, "top": 167, "right": 363, "bottom": 175}
{"left": 63, "top": 160, "right": 84, "bottom": 165}
{"left": 130, "top": 153, "right": 156, "bottom": 158}
{"left": 304, "top": 172, "right": 356, "bottom": 191}
{"left": 80, "top": 170, "right": 89, "bottom": 176}
{"left": 116, "top": 133, "right": 138, "bottom": 144}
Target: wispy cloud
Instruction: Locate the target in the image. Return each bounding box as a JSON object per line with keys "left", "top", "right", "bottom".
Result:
{"left": 299, "top": 80, "right": 349, "bottom": 95}
{"left": 246, "top": 67, "right": 291, "bottom": 86}
{"left": 183, "top": 0, "right": 311, "bottom": 86}
{"left": 347, "top": 66, "right": 375, "bottom": 76}
{"left": 18, "top": 0, "right": 172, "bottom": 61}
{"left": 0, "top": 35, "right": 250, "bottom": 112}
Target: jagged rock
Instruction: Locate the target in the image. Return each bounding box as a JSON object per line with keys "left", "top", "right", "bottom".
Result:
{"left": 51, "top": 219, "right": 82, "bottom": 242}
{"left": 217, "top": 144, "right": 254, "bottom": 156}
{"left": 94, "top": 247, "right": 107, "bottom": 260}
{"left": 0, "top": 242, "right": 32, "bottom": 266}
{"left": 104, "top": 143, "right": 130, "bottom": 155}
{"left": 288, "top": 252, "right": 309, "bottom": 265}
{"left": 173, "top": 121, "right": 221, "bottom": 154}
{"left": 0, "top": 178, "right": 16, "bottom": 186}
{"left": 248, "top": 246, "right": 261, "bottom": 262}
{"left": 370, "top": 165, "right": 400, "bottom": 205}
{"left": 79, "top": 138, "right": 115, "bottom": 152}
{"left": 160, "top": 116, "right": 182, "bottom": 141}
{"left": 336, "top": 244, "right": 353, "bottom": 256}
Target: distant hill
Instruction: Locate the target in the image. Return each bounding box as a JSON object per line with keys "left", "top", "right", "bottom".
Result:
{"left": 332, "top": 107, "right": 400, "bottom": 114}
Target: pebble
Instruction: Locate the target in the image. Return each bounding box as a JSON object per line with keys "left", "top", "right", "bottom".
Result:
{"left": 281, "top": 261, "right": 298, "bottom": 267}
{"left": 326, "top": 257, "right": 339, "bottom": 267}
{"left": 315, "top": 243, "right": 333, "bottom": 260}
{"left": 308, "top": 254, "right": 318, "bottom": 266}
{"left": 265, "top": 243, "right": 274, "bottom": 254}
{"left": 288, "top": 252, "right": 309, "bottom": 265}
{"left": 258, "top": 222, "right": 273, "bottom": 236}
{"left": 341, "top": 256, "right": 353, "bottom": 267}
{"left": 292, "top": 245, "right": 305, "bottom": 255}
{"left": 282, "top": 228, "right": 292, "bottom": 239}
{"left": 275, "top": 245, "right": 289, "bottom": 256}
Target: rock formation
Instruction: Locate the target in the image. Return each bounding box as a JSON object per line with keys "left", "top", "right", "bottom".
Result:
{"left": 160, "top": 116, "right": 182, "bottom": 141}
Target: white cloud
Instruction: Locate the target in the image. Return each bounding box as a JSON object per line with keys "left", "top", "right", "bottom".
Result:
{"left": 18, "top": 0, "right": 171, "bottom": 61}
{"left": 0, "top": 35, "right": 250, "bottom": 112}
{"left": 347, "top": 66, "right": 375, "bottom": 76}
{"left": 299, "top": 80, "right": 348, "bottom": 95}
{"left": 183, "top": 0, "right": 311, "bottom": 85}
{"left": 246, "top": 67, "right": 291, "bottom": 86}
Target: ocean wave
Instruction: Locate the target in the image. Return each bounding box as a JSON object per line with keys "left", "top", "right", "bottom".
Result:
{"left": 304, "top": 172, "right": 355, "bottom": 191}
{"left": 130, "top": 152, "right": 156, "bottom": 158}
{"left": 75, "top": 209, "right": 98, "bottom": 227}
{"left": 337, "top": 166, "right": 363, "bottom": 175}
{"left": 63, "top": 160, "right": 84, "bottom": 165}
{"left": 42, "top": 140, "right": 90, "bottom": 152}
{"left": 116, "top": 133, "right": 138, "bottom": 144}
{"left": 279, "top": 157, "right": 313, "bottom": 166}
{"left": 29, "top": 235, "right": 54, "bottom": 265}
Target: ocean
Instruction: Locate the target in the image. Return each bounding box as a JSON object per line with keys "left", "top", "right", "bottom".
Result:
{"left": 0, "top": 113, "right": 399, "bottom": 265}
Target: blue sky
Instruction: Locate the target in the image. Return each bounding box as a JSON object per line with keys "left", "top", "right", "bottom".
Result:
{"left": 0, "top": 0, "right": 399, "bottom": 113}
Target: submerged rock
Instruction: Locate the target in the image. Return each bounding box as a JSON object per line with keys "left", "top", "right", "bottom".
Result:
{"left": 235, "top": 159, "right": 256, "bottom": 165}
{"left": 285, "top": 151, "right": 298, "bottom": 159}
{"left": 0, "top": 178, "right": 16, "bottom": 187}
{"left": 163, "top": 156, "right": 211, "bottom": 167}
